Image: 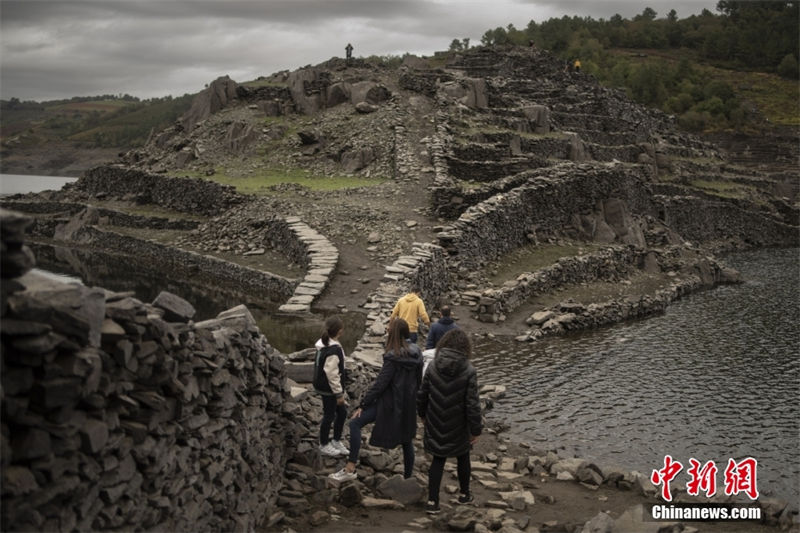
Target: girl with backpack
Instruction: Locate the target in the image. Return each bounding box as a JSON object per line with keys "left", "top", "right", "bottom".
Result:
{"left": 329, "top": 318, "right": 423, "bottom": 481}
{"left": 314, "top": 316, "right": 349, "bottom": 457}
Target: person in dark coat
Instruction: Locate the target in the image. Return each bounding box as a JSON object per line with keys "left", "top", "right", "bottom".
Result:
{"left": 329, "top": 318, "right": 422, "bottom": 482}
{"left": 425, "top": 305, "right": 459, "bottom": 350}
{"left": 417, "top": 328, "right": 482, "bottom": 514}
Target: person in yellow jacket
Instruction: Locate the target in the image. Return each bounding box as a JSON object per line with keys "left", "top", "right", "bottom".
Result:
{"left": 573, "top": 59, "right": 581, "bottom": 72}
{"left": 390, "top": 284, "right": 430, "bottom": 345}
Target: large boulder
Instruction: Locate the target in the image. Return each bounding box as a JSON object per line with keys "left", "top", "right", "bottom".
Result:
{"left": 53, "top": 207, "right": 101, "bottom": 243}
{"left": 225, "top": 121, "right": 259, "bottom": 152}
{"left": 439, "top": 79, "right": 487, "bottom": 109}
{"left": 462, "top": 78, "right": 488, "bottom": 109}
{"left": 327, "top": 82, "right": 351, "bottom": 107}
{"left": 522, "top": 105, "right": 550, "bottom": 134}
{"left": 341, "top": 147, "right": 376, "bottom": 172}
{"left": 401, "top": 55, "right": 428, "bottom": 69}
{"left": 349, "top": 81, "right": 390, "bottom": 106}
{"left": 287, "top": 68, "right": 331, "bottom": 114}
{"left": 600, "top": 198, "right": 646, "bottom": 247}
{"left": 567, "top": 132, "right": 589, "bottom": 162}
{"left": 180, "top": 75, "right": 239, "bottom": 131}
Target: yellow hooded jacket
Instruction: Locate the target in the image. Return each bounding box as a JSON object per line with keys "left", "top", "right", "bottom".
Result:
{"left": 390, "top": 292, "right": 430, "bottom": 333}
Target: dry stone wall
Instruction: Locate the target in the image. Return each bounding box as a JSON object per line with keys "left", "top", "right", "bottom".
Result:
{"left": 55, "top": 223, "right": 296, "bottom": 305}
{"left": 475, "top": 246, "right": 641, "bottom": 322}
{"left": 349, "top": 242, "right": 449, "bottom": 368}
{"left": 0, "top": 200, "right": 198, "bottom": 231}
{"left": 277, "top": 216, "right": 339, "bottom": 314}
{"left": 0, "top": 210, "right": 297, "bottom": 532}
{"left": 73, "top": 166, "right": 242, "bottom": 217}
{"left": 657, "top": 195, "right": 800, "bottom": 247}
{"left": 436, "top": 163, "right": 654, "bottom": 270}
{"left": 473, "top": 245, "right": 740, "bottom": 325}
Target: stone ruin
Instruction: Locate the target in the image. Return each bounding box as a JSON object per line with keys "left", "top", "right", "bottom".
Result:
{"left": 0, "top": 209, "right": 297, "bottom": 531}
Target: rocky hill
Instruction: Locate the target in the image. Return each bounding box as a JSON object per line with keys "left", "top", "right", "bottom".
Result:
{"left": 6, "top": 46, "right": 798, "bottom": 322}
{"left": 8, "top": 45, "right": 799, "bottom": 327}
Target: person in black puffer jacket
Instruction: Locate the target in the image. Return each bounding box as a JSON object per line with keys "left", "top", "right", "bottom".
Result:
{"left": 329, "top": 318, "right": 423, "bottom": 482}
{"left": 417, "top": 328, "right": 482, "bottom": 514}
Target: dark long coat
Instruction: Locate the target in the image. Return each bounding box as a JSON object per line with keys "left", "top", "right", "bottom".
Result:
{"left": 417, "top": 347, "right": 482, "bottom": 457}
{"left": 359, "top": 345, "right": 423, "bottom": 448}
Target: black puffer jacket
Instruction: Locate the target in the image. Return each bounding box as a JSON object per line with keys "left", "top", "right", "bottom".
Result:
{"left": 360, "top": 345, "right": 423, "bottom": 448}
{"left": 417, "top": 347, "right": 482, "bottom": 457}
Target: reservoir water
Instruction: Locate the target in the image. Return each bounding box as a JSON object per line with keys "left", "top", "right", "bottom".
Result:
{"left": 471, "top": 247, "right": 799, "bottom": 502}
{"left": 0, "top": 174, "right": 77, "bottom": 196}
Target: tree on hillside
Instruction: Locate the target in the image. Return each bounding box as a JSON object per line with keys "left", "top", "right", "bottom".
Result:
{"left": 634, "top": 7, "right": 657, "bottom": 21}
{"left": 777, "top": 54, "right": 799, "bottom": 79}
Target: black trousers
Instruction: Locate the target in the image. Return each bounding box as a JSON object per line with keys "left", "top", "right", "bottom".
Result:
{"left": 319, "top": 395, "right": 347, "bottom": 444}
{"left": 427, "top": 453, "right": 471, "bottom": 503}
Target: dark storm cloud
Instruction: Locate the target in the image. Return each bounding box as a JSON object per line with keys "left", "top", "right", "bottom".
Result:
{"left": 0, "top": 1, "right": 710, "bottom": 102}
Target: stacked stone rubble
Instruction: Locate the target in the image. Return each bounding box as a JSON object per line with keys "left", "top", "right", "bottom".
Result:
{"left": 72, "top": 165, "right": 242, "bottom": 216}
{"left": 1, "top": 212, "right": 297, "bottom": 531}
{"left": 350, "top": 242, "right": 449, "bottom": 368}
{"left": 657, "top": 195, "right": 799, "bottom": 247}
{"left": 278, "top": 217, "right": 339, "bottom": 314}
{"left": 437, "top": 163, "right": 654, "bottom": 271}
{"left": 1, "top": 209, "right": 36, "bottom": 280}
{"left": 1, "top": 200, "right": 198, "bottom": 232}
{"left": 56, "top": 221, "right": 296, "bottom": 305}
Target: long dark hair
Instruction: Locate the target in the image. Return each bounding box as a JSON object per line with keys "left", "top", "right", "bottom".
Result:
{"left": 321, "top": 315, "right": 344, "bottom": 347}
{"left": 386, "top": 318, "right": 410, "bottom": 356}
{"left": 435, "top": 328, "right": 471, "bottom": 358}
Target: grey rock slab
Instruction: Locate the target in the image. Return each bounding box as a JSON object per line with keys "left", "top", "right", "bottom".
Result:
{"left": 152, "top": 291, "right": 196, "bottom": 322}
{"left": 376, "top": 474, "right": 424, "bottom": 505}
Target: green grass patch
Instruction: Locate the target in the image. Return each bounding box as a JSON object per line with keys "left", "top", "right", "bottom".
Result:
{"left": 459, "top": 124, "right": 569, "bottom": 141}
{"left": 488, "top": 243, "right": 603, "bottom": 285}
{"left": 51, "top": 100, "right": 133, "bottom": 113}
{"left": 241, "top": 79, "right": 287, "bottom": 89}
{"left": 689, "top": 179, "right": 749, "bottom": 199}
{"left": 715, "top": 70, "right": 799, "bottom": 127}
{"left": 189, "top": 168, "right": 386, "bottom": 194}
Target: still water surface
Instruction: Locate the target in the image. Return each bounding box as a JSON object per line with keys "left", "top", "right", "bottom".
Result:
{"left": 472, "top": 247, "right": 799, "bottom": 501}
{"left": 0, "top": 174, "right": 77, "bottom": 195}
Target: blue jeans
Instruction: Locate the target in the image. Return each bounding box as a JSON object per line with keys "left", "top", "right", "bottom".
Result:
{"left": 408, "top": 332, "right": 418, "bottom": 344}
{"left": 348, "top": 404, "right": 416, "bottom": 478}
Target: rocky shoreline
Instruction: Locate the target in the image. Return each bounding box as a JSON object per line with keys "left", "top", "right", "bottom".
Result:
{"left": 277, "top": 339, "right": 799, "bottom": 533}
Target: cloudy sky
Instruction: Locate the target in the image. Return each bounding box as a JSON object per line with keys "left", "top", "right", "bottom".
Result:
{"left": 1, "top": 1, "right": 712, "bottom": 102}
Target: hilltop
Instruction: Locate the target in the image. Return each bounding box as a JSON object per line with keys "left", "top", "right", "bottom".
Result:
{"left": 8, "top": 45, "right": 798, "bottom": 325}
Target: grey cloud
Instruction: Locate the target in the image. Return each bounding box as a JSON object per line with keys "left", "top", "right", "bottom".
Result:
{"left": 0, "top": 0, "right": 713, "bottom": 102}
{"left": 517, "top": 1, "right": 711, "bottom": 20}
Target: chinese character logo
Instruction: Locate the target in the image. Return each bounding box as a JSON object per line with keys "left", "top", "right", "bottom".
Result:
{"left": 651, "top": 455, "right": 683, "bottom": 502}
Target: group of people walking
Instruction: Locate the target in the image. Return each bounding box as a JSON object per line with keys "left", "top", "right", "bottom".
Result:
{"left": 312, "top": 286, "right": 482, "bottom": 514}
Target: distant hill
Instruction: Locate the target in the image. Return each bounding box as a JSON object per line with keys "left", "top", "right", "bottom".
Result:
{"left": 0, "top": 94, "right": 193, "bottom": 176}
{"left": 469, "top": 1, "right": 799, "bottom": 132}
{"left": 1, "top": 94, "right": 193, "bottom": 149}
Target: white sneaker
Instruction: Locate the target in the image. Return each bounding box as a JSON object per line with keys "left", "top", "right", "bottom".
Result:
{"left": 329, "top": 467, "right": 357, "bottom": 482}
{"left": 331, "top": 440, "right": 349, "bottom": 456}
{"left": 319, "top": 442, "right": 340, "bottom": 456}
